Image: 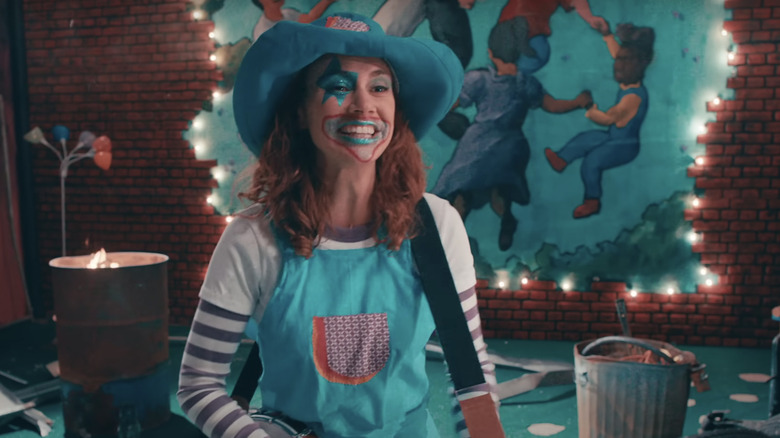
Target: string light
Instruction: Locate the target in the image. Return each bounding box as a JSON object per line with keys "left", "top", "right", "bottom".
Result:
{"left": 213, "top": 90, "right": 223, "bottom": 100}
{"left": 561, "top": 279, "right": 573, "bottom": 291}
{"left": 520, "top": 277, "right": 528, "bottom": 285}
{"left": 206, "top": 195, "right": 214, "bottom": 205}
{"left": 193, "top": 118, "right": 204, "bottom": 130}
{"left": 727, "top": 52, "right": 735, "bottom": 61}
{"left": 699, "top": 267, "right": 708, "bottom": 276}
{"left": 698, "top": 124, "right": 708, "bottom": 134}
{"left": 225, "top": 216, "right": 234, "bottom": 223}
{"left": 721, "top": 29, "right": 728, "bottom": 37}
{"left": 498, "top": 281, "right": 506, "bottom": 289}
{"left": 705, "top": 279, "right": 714, "bottom": 286}
{"left": 629, "top": 289, "right": 638, "bottom": 298}
{"left": 695, "top": 157, "right": 704, "bottom": 165}
{"left": 692, "top": 198, "right": 700, "bottom": 208}
{"left": 666, "top": 287, "right": 675, "bottom": 295}
{"left": 193, "top": 10, "right": 204, "bottom": 20}
{"left": 212, "top": 167, "right": 226, "bottom": 182}
{"left": 208, "top": 31, "right": 216, "bottom": 39}
{"left": 687, "top": 231, "right": 699, "bottom": 243}
{"left": 193, "top": 142, "right": 204, "bottom": 153}
{"left": 713, "top": 97, "right": 721, "bottom": 105}
{"left": 209, "top": 54, "right": 217, "bottom": 62}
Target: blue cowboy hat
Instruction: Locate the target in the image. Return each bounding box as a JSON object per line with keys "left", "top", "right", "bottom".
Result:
{"left": 233, "top": 12, "right": 464, "bottom": 156}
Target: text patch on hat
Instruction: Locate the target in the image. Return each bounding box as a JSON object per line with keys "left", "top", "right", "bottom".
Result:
{"left": 325, "top": 16, "right": 370, "bottom": 32}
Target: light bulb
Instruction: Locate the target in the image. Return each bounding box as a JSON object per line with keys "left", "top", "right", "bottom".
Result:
{"left": 687, "top": 231, "right": 699, "bottom": 243}
{"left": 629, "top": 289, "right": 638, "bottom": 298}
{"left": 193, "top": 119, "right": 203, "bottom": 130}
{"left": 561, "top": 280, "right": 573, "bottom": 291}
{"left": 695, "top": 157, "right": 704, "bottom": 165}
{"left": 728, "top": 52, "right": 735, "bottom": 61}
{"left": 225, "top": 216, "right": 234, "bottom": 223}
{"left": 666, "top": 287, "right": 675, "bottom": 295}
{"left": 521, "top": 277, "right": 528, "bottom": 285}
{"left": 213, "top": 90, "right": 222, "bottom": 100}
{"left": 208, "top": 31, "right": 215, "bottom": 39}
{"left": 713, "top": 97, "right": 721, "bottom": 105}
{"left": 705, "top": 279, "right": 713, "bottom": 286}
{"left": 209, "top": 54, "right": 217, "bottom": 62}
{"left": 721, "top": 29, "right": 728, "bottom": 36}
{"left": 498, "top": 281, "right": 506, "bottom": 289}
{"left": 193, "top": 142, "right": 204, "bottom": 153}
{"left": 206, "top": 196, "right": 213, "bottom": 205}
{"left": 193, "top": 10, "right": 204, "bottom": 20}
{"left": 699, "top": 267, "right": 708, "bottom": 276}
{"left": 692, "top": 198, "right": 700, "bottom": 208}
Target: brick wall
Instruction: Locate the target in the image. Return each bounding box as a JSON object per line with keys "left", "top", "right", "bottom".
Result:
{"left": 479, "top": 0, "right": 779, "bottom": 347}
{"left": 23, "top": 0, "right": 223, "bottom": 323}
{"left": 23, "top": 1, "right": 779, "bottom": 345}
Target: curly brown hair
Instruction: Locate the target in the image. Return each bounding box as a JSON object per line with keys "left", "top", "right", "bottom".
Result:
{"left": 238, "top": 67, "right": 427, "bottom": 258}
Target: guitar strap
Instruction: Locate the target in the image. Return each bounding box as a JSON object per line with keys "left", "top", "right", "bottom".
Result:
{"left": 411, "top": 198, "right": 506, "bottom": 438}
{"left": 231, "top": 198, "right": 505, "bottom": 437}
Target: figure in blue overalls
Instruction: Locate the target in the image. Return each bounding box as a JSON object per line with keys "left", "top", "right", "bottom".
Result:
{"left": 544, "top": 22, "right": 655, "bottom": 219}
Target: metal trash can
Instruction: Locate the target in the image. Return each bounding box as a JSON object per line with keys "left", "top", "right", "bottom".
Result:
{"left": 50, "top": 252, "right": 170, "bottom": 438}
{"left": 574, "top": 336, "right": 708, "bottom": 438}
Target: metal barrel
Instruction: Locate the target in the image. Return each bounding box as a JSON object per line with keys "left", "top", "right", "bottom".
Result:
{"left": 574, "top": 337, "right": 692, "bottom": 438}
{"left": 50, "top": 252, "right": 170, "bottom": 438}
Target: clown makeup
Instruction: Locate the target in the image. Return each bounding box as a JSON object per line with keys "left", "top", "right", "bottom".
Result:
{"left": 302, "top": 55, "right": 395, "bottom": 165}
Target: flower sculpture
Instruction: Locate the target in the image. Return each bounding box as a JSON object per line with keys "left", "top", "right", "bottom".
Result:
{"left": 24, "top": 125, "right": 112, "bottom": 256}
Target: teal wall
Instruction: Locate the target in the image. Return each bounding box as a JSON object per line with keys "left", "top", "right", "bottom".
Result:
{"left": 185, "top": 0, "right": 732, "bottom": 293}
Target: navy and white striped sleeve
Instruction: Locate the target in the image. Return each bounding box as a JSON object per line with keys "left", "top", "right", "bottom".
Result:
{"left": 177, "top": 300, "right": 270, "bottom": 438}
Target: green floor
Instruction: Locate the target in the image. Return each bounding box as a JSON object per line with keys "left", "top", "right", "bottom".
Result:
{"left": 0, "top": 321, "right": 775, "bottom": 437}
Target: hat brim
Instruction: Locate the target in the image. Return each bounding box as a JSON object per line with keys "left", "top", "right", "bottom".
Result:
{"left": 233, "top": 17, "right": 464, "bottom": 156}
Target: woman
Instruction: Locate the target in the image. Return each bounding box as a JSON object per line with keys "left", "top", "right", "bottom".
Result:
{"left": 178, "top": 12, "right": 500, "bottom": 438}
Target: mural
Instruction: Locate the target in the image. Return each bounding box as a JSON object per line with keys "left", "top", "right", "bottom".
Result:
{"left": 185, "top": 0, "right": 732, "bottom": 293}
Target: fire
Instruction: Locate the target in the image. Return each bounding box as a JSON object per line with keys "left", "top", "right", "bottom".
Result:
{"left": 86, "top": 248, "right": 119, "bottom": 269}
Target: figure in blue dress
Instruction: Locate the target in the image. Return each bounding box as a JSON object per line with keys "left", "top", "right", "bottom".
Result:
{"left": 544, "top": 22, "right": 655, "bottom": 219}
{"left": 433, "top": 19, "right": 592, "bottom": 251}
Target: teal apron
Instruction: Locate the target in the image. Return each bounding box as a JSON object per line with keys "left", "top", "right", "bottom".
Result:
{"left": 255, "top": 236, "right": 439, "bottom": 438}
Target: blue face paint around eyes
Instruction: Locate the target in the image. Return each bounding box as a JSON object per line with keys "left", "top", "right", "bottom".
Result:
{"left": 316, "top": 57, "right": 358, "bottom": 106}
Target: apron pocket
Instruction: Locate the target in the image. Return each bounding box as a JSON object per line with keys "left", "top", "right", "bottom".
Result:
{"left": 312, "top": 313, "right": 389, "bottom": 385}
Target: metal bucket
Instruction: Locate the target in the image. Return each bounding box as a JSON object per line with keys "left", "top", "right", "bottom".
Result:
{"left": 574, "top": 336, "right": 697, "bottom": 438}
{"left": 50, "top": 252, "right": 170, "bottom": 438}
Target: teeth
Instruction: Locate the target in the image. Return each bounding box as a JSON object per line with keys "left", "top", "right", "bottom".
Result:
{"left": 340, "top": 124, "right": 376, "bottom": 135}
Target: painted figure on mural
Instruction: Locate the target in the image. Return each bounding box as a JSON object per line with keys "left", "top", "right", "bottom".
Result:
{"left": 432, "top": 20, "right": 592, "bottom": 251}
{"left": 544, "top": 22, "right": 655, "bottom": 219}
{"left": 251, "top": 0, "right": 339, "bottom": 41}
{"left": 373, "top": 0, "right": 472, "bottom": 68}
{"left": 461, "top": 0, "right": 608, "bottom": 73}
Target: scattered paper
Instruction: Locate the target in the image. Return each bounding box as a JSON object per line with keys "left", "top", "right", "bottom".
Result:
{"left": 528, "top": 423, "right": 566, "bottom": 436}
{"left": 45, "top": 361, "right": 60, "bottom": 378}
{"left": 729, "top": 393, "right": 759, "bottom": 403}
{"left": 738, "top": 373, "right": 771, "bottom": 383}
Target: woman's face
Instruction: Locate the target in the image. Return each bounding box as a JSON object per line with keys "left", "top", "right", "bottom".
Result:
{"left": 300, "top": 55, "right": 396, "bottom": 169}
